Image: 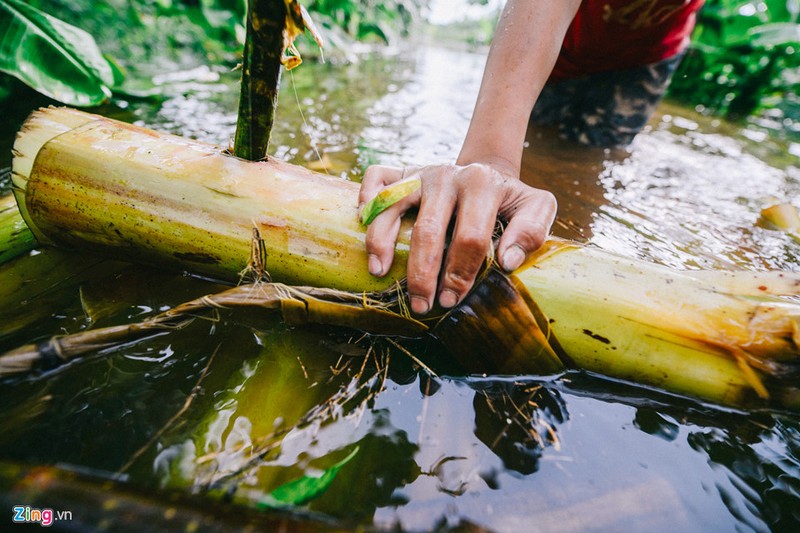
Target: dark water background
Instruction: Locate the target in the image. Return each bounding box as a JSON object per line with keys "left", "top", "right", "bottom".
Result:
{"left": 1, "top": 44, "right": 799, "bottom": 532}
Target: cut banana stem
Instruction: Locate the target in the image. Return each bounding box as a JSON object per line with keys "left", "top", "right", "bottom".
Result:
{"left": 11, "top": 107, "right": 800, "bottom": 410}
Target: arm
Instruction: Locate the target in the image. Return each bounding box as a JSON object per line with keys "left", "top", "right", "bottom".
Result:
{"left": 359, "top": 0, "right": 581, "bottom": 315}
{"left": 459, "top": 0, "right": 580, "bottom": 174}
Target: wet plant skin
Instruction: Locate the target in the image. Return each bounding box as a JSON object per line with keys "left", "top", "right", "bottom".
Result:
{"left": 233, "top": 0, "right": 287, "bottom": 161}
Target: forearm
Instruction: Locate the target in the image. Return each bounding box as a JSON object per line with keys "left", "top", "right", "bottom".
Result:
{"left": 458, "top": 0, "right": 581, "bottom": 174}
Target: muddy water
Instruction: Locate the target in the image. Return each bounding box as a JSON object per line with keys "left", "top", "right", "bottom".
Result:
{"left": 1, "top": 44, "right": 799, "bottom": 532}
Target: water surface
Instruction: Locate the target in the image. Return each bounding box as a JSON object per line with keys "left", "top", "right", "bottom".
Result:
{"left": 1, "top": 43, "right": 799, "bottom": 532}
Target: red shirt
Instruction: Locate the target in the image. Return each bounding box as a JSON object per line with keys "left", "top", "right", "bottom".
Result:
{"left": 550, "top": 0, "right": 705, "bottom": 81}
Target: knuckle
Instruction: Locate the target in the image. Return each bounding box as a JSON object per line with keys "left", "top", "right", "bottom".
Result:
{"left": 411, "top": 217, "right": 444, "bottom": 243}
{"left": 461, "top": 162, "right": 490, "bottom": 181}
{"left": 363, "top": 165, "right": 398, "bottom": 184}
{"left": 406, "top": 269, "right": 436, "bottom": 297}
{"left": 452, "top": 231, "right": 490, "bottom": 257}
{"left": 361, "top": 166, "right": 381, "bottom": 183}
{"left": 541, "top": 190, "right": 557, "bottom": 211}
{"left": 365, "top": 234, "right": 393, "bottom": 257}
{"left": 441, "top": 265, "right": 476, "bottom": 295}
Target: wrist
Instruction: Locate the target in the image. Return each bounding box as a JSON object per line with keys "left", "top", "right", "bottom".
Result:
{"left": 456, "top": 152, "right": 521, "bottom": 179}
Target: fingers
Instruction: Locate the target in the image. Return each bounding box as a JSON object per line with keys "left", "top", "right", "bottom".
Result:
{"left": 437, "top": 168, "right": 502, "bottom": 309}
{"left": 364, "top": 183, "right": 421, "bottom": 277}
{"left": 360, "top": 163, "right": 557, "bottom": 316}
{"left": 358, "top": 165, "right": 402, "bottom": 211}
{"left": 497, "top": 185, "right": 557, "bottom": 272}
{"left": 360, "top": 165, "right": 415, "bottom": 277}
{"left": 358, "top": 165, "right": 421, "bottom": 218}
{"left": 406, "top": 167, "right": 458, "bottom": 314}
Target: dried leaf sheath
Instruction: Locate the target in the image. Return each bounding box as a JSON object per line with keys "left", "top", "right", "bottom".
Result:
{"left": 0, "top": 282, "right": 427, "bottom": 376}
{"left": 434, "top": 265, "right": 566, "bottom": 376}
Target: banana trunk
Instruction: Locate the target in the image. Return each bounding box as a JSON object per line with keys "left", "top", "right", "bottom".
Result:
{"left": 0, "top": 193, "right": 35, "bottom": 263}
{"left": 12, "top": 107, "right": 411, "bottom": 290}
{"left": 11, "top": 107, "right": 800, "bottom": 410}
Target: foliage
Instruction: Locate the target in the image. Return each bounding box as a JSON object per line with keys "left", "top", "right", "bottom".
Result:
{"left": 669, "top": 0, "right": 800, "bottom": 122}
{"left": 0, "top": 0, "right": 424, "bottom": 107}
{"left": 306, "top": 0, "right": 421, "bottom": 44}
{"left": 37, "top": 0, "right": 246, "bottom": 71}
{"left": 0, "top": 0, "right": 247, "bottom": 107}
{"left": 0, "top": 0, "right": 119, "bottom": 106}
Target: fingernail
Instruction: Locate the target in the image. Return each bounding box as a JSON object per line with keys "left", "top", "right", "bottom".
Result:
{"left": 368, "top": 254, "right": 383, "bottom": 276}
{"left": 438, "top": 289, "right": 459, "bottom": 309}
{"left": 410, "top": 295, "right": 430, "bottom": 315}
{"left": 502, "top": 245, "right": 526, "bottom": 272}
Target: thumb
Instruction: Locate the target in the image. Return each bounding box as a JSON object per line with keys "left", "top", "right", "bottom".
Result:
{"left": 497, "top": 191, "right": 557, "bottom": 272}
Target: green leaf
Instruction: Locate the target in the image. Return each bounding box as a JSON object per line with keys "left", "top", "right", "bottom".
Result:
{"left": 200, "top": 0, "right": 246, "bottom": 30}
{"left": 357, "top": 22, "right": 390, "bottom": 43}
{"left": 0, "top": 0, "right": 117, "bottom": 106}
{"left": 360, "top": 175, "right": 421, "bottom": 226}
{"left": 257, "top": 447, "right": 358, "bottom": 509}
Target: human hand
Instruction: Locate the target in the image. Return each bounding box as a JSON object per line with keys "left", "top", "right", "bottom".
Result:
{"left": 358, "top": 161, "right": 557, "bottom": 315}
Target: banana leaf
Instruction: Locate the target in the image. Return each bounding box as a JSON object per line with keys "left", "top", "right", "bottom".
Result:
{"left": 0, "top": 0, "right": 117, "bottom": 106}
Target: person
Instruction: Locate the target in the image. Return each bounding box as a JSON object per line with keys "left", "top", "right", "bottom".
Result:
{"left": 358, "top": 0, "right": 704, "bottom": 315}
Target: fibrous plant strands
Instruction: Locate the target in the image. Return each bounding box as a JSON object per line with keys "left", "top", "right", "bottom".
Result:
{"left": 12, "top": 107, "right": 800, "bottom": 411}
{"left": 0, "top": 257, "right": 561, "bottom": 377}
{"left": 0, "top": 281, "right": 428, "bottom": 377}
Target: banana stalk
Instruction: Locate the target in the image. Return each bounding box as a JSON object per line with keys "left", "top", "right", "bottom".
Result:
{"left": 515, "top": 241, "right": 800, "bottom": 408}
{"left": 0, "top": 192, "right": 35, "bottom": 263}
{"left": 11, "top": 107, "right": 800, "bottom": 410}
{"left": 12, "top": 107, "right": 411, "bottom": 290}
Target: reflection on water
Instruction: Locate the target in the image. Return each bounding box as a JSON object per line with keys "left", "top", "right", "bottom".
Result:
{"left": 1, "top": 43, "right": 799, "bottom": 531}
{"left": 523, "top": 106, "right": 799, "bottom": 272}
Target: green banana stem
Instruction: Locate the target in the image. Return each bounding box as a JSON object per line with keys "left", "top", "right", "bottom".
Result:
{"left": 0, "top": 193, "right": 35, "bottom": 263}
{"left": 233, "top": 0, "right": 288, "bottom": 161}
